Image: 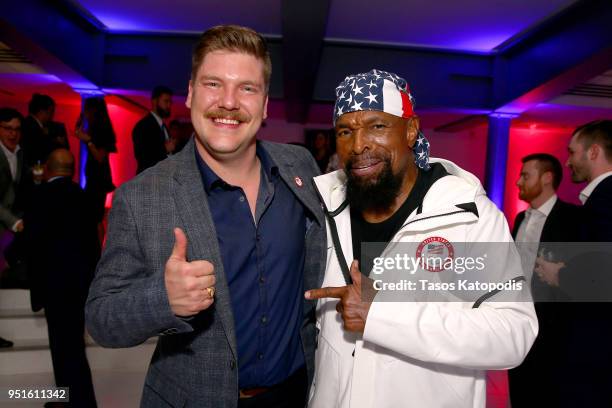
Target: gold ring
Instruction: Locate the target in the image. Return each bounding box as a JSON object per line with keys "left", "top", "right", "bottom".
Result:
{"left": 206, "top": 287, "right": 215, "bottom": 298}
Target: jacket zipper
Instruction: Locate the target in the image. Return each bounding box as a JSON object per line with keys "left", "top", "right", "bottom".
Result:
{"left": 399, "top": 209, "right": 471, "bottom": 231}
{"left": 351, "top": 208, "right": 474, "bottom": 358}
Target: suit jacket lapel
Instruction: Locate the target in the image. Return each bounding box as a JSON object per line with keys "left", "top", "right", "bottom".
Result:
{"left": 540, "top": 199, "right": 561, "bottom": 242}
{"left": 0, "top": 149, "right": 10, "bottom": 181}
{"left": 262, "top": 142, "right": 324, "bottom": 227}
{"left": 148, "top": 113, "right": 166, "bottom": 145}
{"left": 512, "top": 211, "right": 525, "bottom": 239}
{"left": 15, "top": 150, "right": 23, "bottom": 184}
{"left": 171, "top": 141, "right": 238, "bottom": 360}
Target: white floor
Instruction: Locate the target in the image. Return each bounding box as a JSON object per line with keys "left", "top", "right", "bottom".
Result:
{"left": 0, "top": 289, "right": 154, "bottom": 407}
{"left": 0, "top": 370, "right": 145, "bottom": 407}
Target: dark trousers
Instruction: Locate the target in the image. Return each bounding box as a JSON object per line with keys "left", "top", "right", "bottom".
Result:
{"left": 45, "top": 301, "right": 97, "bottom": 407}
{"left": 238, "top": 366, "right": 307, "bottom": 408}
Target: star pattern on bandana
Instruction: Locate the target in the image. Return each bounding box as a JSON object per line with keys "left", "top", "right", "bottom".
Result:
{"left": 335, "top": 73, "right": 385, "bottom": 120}
{"left": 365, "top": 92, "right": 378, "bottom": 104}
{"left": 334, "top": 69, "right": 431, "bottom": 170}
{"left": 413, "top": 131, "right": 431, "bottom": 170}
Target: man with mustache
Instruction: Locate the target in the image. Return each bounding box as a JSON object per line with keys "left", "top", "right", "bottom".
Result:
{"left": 306, "top": 70, "right": 537, "bottom": 407}
{"left": 132, "top": 85, "right": 176, "bottom": 174}
{"left": 86, "top": 25, "right": 325, "bottom": 407}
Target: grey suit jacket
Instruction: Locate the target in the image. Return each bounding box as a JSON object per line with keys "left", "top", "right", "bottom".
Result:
{"left": 86, "top": 139, "right": 326, "bottom": 407}
{"left": 0, "top": 146, "right": 24, "bottom": 233}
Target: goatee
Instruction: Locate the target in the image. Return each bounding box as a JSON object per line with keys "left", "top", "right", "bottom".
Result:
{"left": 157, "top": 108, "right": 171, "bottom": 118}
{"left": 345, "top": 157, "right": 404, "bottom": 212}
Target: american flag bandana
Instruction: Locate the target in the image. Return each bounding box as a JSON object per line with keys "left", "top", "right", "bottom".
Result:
{"left": 333, "top": 69, "right": 430, "bottom": 170}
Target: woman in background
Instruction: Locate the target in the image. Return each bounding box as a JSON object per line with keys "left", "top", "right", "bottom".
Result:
{"left": 75, "top": 97, "right": 117, "bottom": 242}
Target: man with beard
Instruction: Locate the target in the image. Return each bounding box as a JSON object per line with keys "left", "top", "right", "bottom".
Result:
{"left": 306, "top": 69, "right": 537, "bottom": 408}
{"left": 132, "top": 85, "right": 176, "bottom": 174}
{"left": 535, "top": 120, "right": 612, "bottom": 407}
{"left": 86, "top": 25, "right": 325, "bottom": 407}
{"left": 508, "top": 153, "right": 579, "bottom": 407}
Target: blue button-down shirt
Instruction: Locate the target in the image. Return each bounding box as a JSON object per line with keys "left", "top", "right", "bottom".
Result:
{"left": 196, "top": 143, "right": 306, "bottom": 388}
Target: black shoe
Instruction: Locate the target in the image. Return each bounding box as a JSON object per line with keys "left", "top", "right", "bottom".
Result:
{"left": 0, "top": 336, "right": 13, "bottom": 347}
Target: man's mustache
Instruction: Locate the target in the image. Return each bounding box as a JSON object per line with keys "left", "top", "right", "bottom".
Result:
{"left": 205, "top": 109, "right": 250, "bottom": 123}
{"left": 346, "top": 153, "right": 390, "bottom": 170}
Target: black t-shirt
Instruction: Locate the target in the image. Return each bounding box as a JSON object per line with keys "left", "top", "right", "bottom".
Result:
{"left": 351, "top": 163, "right": 449, "bottom": 275}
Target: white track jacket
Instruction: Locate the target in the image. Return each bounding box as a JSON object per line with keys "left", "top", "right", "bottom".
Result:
{"left": 309, "top": 158, "right": 538, "bottom": 408}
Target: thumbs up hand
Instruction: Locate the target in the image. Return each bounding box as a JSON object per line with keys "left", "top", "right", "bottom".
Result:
{"left": 305, "top": 261, "right": 377, "bottom": 333}
{"left": 165, "top": 228, "right": 216, "bottom": 317}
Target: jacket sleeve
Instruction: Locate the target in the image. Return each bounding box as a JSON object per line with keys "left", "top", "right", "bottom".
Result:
{"left": 85, "top": 186, "right": 193, "bottom": 348}
{"left": 0, "top": 204, "right": 18, "bottom": 230}
{"left": 132, "top": 118, "right": 166, "bottom": 172}
{"left": 363, "top": 194, "right": 538, "bottom": 370}
{"left": 132, "top": 120, "right": 149, "bottom": 170}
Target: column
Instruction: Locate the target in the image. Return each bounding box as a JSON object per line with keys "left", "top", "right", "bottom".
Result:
{"left": 484, "top": 113, "right": 516, "bottom": 210}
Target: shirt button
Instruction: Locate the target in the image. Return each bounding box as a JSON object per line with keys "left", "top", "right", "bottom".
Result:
{"left": 259, "top": 276, "right": 265, "bottom": 284}
{"left": 261, "top": 316, "right": 268, "bottom": 324}
{"left": 239, "top": 196, "right": 245, "bottom": 202}
{"left": 257, "top": 353, "right": 264, "bottom": 360}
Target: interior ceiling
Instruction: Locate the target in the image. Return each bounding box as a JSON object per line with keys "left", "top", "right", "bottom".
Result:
{"left": 1, "top": 0, "right": 610, "bottom": 129}
{"left": 552, "top": 69, "right": 612, "bottom": 109}
{"left": 326, "top": 0, "right": 578, "bottom": 52}
{"left": 0, "top": 73, "right": 79, "bottom": 105}
{"left": 70, "top": 0, "right": 612, "bottom": 127}
{"left": 77, "top": 0, "right": 578, "bottom": 53}
{"left": 0, "top": 42, "right": 44, "bottom": 74}
{"left": 76, "top": 0, "right": 282, "bottom": 36}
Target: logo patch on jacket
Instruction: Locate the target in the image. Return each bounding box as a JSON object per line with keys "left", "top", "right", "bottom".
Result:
{"left": 416, "top": 237, "right": 454, "bottom": 272}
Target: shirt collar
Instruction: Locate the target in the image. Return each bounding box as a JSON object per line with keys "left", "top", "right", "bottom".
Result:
{"left": 579, "top": 170, "right": 612, "bottom": 204}
{"left": 531, "top": 194, "right": 557, "bottom": 216}
{"left": 0, "top": 140, "right": 19, "bottom": 156}
{"left": 150, "top": 111, "right": 163, "bottom": 127}
{"left": 195, "top": 141, "right": 279, "bottom": 193}
{"left": 31, "top": 115, "right": 43, "bottom": 129}
{"left": 47, "top": 176, "right": 68, "bottom": 183}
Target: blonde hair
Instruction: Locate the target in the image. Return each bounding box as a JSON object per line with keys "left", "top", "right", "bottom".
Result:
{"left": 191, "top": 25, "right": 272, "bottom": 92}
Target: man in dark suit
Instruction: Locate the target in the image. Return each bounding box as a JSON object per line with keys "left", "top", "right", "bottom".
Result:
{"left": 86, "top": 25, "right": 325, "bottom": 407}
{"left": 20, "top": 93, "right": 56, "bottom": 169}
{"left": 132, "top": 85, "right": 176, "bottom": 174}
{"left": 535, "top": 120, "right": 612, "bottom": 407}
{"left": 25, "top": 148, "right": 98, "bottom": 407}
{"left": 0, "top": 107, "right": 26, "bottom": 347}
{"left": 0, "top": 108, "right": 26, "bottom": 235}
{"left": 508, "top": 153, "right": 579, "bottom": 407}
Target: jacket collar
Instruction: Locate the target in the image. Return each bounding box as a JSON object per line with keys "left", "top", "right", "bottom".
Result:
{"left": 258, "top": 141, "right": 324, "bottom": 227}
{"left": 170, "top": 139, "right": 238, "bottom": 360}
{"left": 168, "top": 138, "right": 325, "bottom": 360}
{"left": 313, "top": 158, "right": 482, "bottom": 231}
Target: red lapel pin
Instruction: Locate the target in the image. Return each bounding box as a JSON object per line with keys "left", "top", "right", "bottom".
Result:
{"left": 294, "top": 176, "right": 303, "bottom": 187}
